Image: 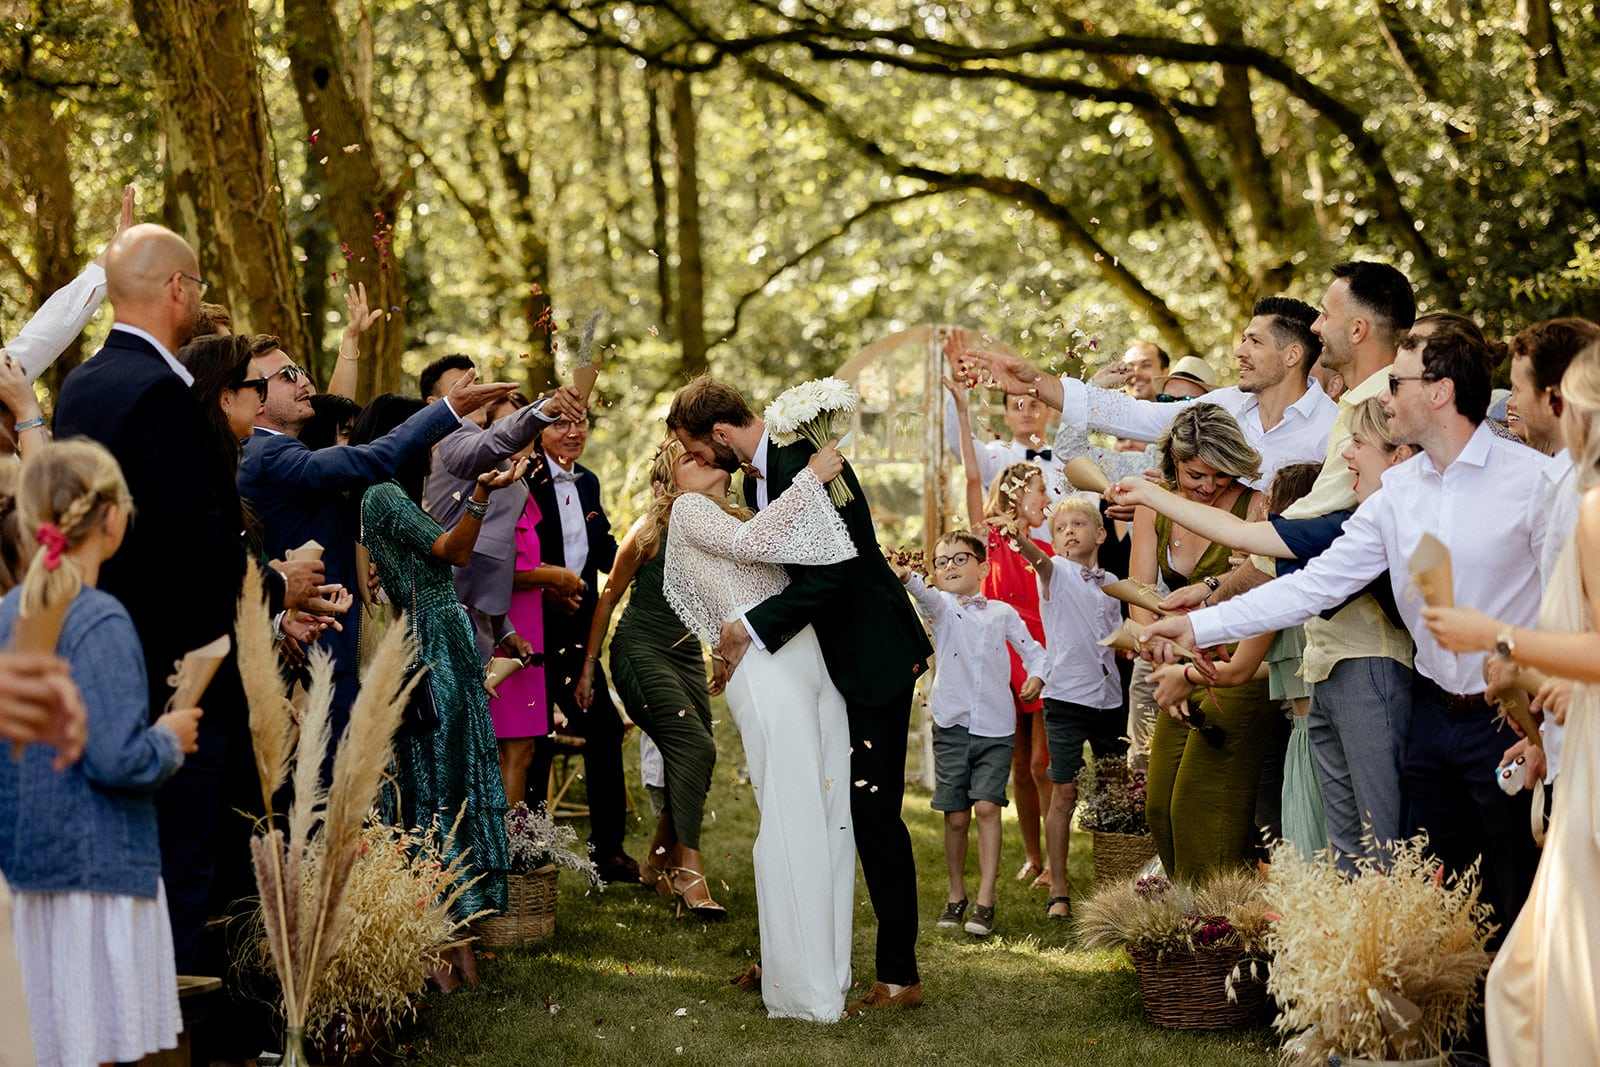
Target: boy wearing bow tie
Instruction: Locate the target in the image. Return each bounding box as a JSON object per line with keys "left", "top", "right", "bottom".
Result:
{"left": 1012, "top": 497, "right": 1125, "bottom": 920}
{"left": 891, "top": 531, "right": 1045, "bottom": 938}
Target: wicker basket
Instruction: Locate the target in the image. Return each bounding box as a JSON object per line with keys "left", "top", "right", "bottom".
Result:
{"left": 476, "top": 864, "right": 559, "bottom": 947}
{"left": 1092, "top": 830, "right": 1158, "bottom": 886}
{"left": 1127, "top": 944, "right": 1269, "bottom": 1030}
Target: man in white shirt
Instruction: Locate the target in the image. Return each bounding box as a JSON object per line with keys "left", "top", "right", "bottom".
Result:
{"left": 942, "top": 379, "right": 1064, "bottom": 537}
{"left": 1142, "top": 316, "right": 1547, "bottom": 935}
{"left": 963, "top": 297, "right": 1339, "bottom": 493}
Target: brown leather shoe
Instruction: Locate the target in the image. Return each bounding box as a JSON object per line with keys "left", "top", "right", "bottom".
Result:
{"left": 843, "top": 980, "right": 924, "bottom": 1018}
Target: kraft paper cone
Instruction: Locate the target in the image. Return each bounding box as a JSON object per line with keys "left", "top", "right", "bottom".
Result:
{"left": 573, "top": 364, "right": 600, "bottom": 403}
{"left": 1100, "top": 578, "right": 1168, "bottom": 615}
{"left": 483, "top": 656, "right": 523, "bottom": 699}
{"left": 1493, "top": 686, "right": 1544, "bottom": 748}
{"left": 284, "top": 540, "right": 323, "bottom": 562}
{"left": 167, "top": 635, "right": 231, "bottom": 712}
{"left": 1062, "top": 456, "right": 1110, "bottom": 494}
{"left": 9, "top": 596, "right": 69, "bottom": 760}
{"left": 1096, "top": 617, "right": 1196, "bottom": 660}
{"left": 1407, "top": 533, "right": 1454, "bottom": 608}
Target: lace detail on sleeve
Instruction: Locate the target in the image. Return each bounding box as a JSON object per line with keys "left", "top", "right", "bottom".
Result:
{"left": 1052, "top": 419, "right": 1160, "bottom": 482}
{"left": 661, "top": 469, "right": 857, "bottom": 648}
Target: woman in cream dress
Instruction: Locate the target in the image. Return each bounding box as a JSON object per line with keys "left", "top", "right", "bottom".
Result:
{"left": 1423, "top": 346, "right": 1600, "bottom": 1063}
{"left": 661, "top": 442, "right": 857, "bottom": 1023}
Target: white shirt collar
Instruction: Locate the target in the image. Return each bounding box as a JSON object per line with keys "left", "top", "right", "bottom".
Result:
{"left": 545, "top": 450, "right": 580, "bottom": 482}
{"left": 752, "top": 429, "right": 771, "bottom": 479}
{"left": 111, "top": 323, "right": 193, "bottom": 386}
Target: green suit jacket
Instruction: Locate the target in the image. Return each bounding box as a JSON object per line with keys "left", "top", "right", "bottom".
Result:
{"left": 743, "top": 437, "right": 932, "bottom": 708}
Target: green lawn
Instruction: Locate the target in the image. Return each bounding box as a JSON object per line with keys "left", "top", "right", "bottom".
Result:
{"left": 397, "top": 713, "right": 1280, "bottom": 1066}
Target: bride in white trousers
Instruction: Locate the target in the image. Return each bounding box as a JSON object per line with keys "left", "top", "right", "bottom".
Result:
{"left": 661, "top": 440, "right": 856, "bottom": 1023}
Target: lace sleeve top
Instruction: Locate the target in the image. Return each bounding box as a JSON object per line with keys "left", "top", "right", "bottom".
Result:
{"left": 663, "top": 467, "right": 857, "bottom": 648}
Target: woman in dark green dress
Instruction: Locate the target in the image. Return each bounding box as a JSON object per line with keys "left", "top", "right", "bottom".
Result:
{"left": 577, "top": 439, "right": 722, "bottom": 919}
{"left": 1129, "top": 404, "right": 1278, "bottom": 879}
{"left": 350, "top": 396, "right": 522, "bottom": 971}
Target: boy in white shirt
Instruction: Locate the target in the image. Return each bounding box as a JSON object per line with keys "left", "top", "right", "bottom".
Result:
{"left": 894, "top": 531, "right": 1045, "bottom": 938}
{"left": 1014, "top": 498, "right": 1125, "bottom": 920}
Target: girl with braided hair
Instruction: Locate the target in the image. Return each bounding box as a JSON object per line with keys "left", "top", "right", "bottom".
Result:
{"left": 0, "top": 439, "right": 202, "bottom": 1067}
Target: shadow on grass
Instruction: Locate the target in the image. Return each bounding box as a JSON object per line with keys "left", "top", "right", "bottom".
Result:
{"left": 397, "top": 710, "right": 1279, "bottom": 1066}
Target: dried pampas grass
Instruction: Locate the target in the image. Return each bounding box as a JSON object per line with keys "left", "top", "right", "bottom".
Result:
{"left": 238, "top": 568, "right": 417, "bottom": 1038}
{"left": 1263, "top": 836, "right": 1494, "bottom": 1062}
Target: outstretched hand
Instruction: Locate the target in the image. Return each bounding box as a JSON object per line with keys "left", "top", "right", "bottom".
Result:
{"left": 445, "top": 369, "right": 518, "bottom": 418}
{"left": 95, "top": 185, "right": 137, "bottom": 268}
{"left": 1138, "top": 613, "right": 1200, "bottom": 664}
{"left": 343, "top": 282, "right": 384, "bottom": 338}
{"left": 478, "top": 455, "right": 531, "bottom": 491}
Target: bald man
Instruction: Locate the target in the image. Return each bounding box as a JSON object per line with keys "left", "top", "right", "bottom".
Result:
{"left": 53, "top": 224, "right": 285, "bottom": 973}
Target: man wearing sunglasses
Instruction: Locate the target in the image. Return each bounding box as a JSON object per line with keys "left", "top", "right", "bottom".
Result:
{"left": 237, "top": 338, "right": 518, "bottom": 737}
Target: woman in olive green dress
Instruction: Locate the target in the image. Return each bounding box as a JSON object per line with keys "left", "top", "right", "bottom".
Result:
{"left": 1128, "top": 404, "right": 1278, "bottom": 879}
{"left": 577, "top": 439, "right": 723, "bottom": 919}
{"left": 350, "top": 395, "right": 520, "bottom": 945}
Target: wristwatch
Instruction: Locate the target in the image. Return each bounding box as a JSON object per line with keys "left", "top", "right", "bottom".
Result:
{"left": 1201, "top": 575, "right": 1220, "bottom": 607}
{"left": 1494, "top": 627, "right": 1517, "bottom": 662}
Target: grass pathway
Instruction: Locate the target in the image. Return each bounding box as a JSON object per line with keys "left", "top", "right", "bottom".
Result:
{"left": 401, "top": 717, "right": 1279, "bottom": 1066}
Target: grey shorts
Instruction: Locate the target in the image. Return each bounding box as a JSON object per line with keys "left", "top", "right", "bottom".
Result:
{"left": 1042, "top": 698, "right": 1129, "bottom": 783}
{"left": 931, "top": 724, "right": 1014, "bottom": 811}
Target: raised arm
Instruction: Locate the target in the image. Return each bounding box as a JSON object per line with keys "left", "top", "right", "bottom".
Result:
{"left": 1108, "top": 477, "right": 1293, "bottom": 558}
{"left": 1012, "top": 528, "right": 1055, "bottom": 586}
{"left": 669, "top": 469, "right": 855, "bottom": 568}
{"left": 951, "top": 329, "right": 1066, "bottom": 410}
{"left": 945, "top": 377, "right": 987, "bottom": 529}
{"left": 325, "top": 282, "right": 383, "bottom": 399}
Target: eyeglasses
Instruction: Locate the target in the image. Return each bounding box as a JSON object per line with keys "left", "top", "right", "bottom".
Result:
{"left": 932, "top": 551, "right": 980, "bottom": 569}
{"left": 552, "top": 417, "right": 589, "bottom": 433}
{"left": 174, "top": 271, "right": 211, "bottom": 299}
{"left": 1388, "top": 373, "right": 1432, "bottom": 394}
{"left": 266, "top": 364, "right": 309, "bottom": 385}
{"left": 235, "top": 377, "right": 269, "bottom": 401}
{"left": 1154, "top": 394, "right": 1199, "bottom": 404}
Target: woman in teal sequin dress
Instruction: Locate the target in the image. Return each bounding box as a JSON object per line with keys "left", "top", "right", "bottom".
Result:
{"left": 350, "top": 396, "right": 519, "bottom": 927}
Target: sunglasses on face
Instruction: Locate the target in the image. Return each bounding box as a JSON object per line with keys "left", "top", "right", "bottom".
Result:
{"left": 932, "top": 551, "right": 980, "bottom": 569}
{"left": 1388, "top": 373, "right": 1433, "bottom": 394}
{"left": 234, "top": 377, "right": 269, "bottom": 401}
{"left": 266, "top": 365, "right": 309, "bottom": 385}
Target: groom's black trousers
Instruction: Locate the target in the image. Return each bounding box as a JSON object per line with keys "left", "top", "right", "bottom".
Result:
{"left": 848, "top": 680, "right": 920, "bottom": 987}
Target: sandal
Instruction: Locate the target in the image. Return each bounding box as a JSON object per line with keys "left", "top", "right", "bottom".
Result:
{"left": 1046, "top": 895, "right": 1072, "bottom": 920}
{"left": 1014, "top": 860, "right": 1043, "bottom": 882}
{"left": 729, "top": 963, "right": 761, "bottom": 992}
{"left": 640, "top": 856, "right": 672, "bottom": 897}
{"left": 1030, "top": 867, "right": 1053, "bottom": 889}
{"left": 666, "top": 867, "right": 727, "bottom": 921}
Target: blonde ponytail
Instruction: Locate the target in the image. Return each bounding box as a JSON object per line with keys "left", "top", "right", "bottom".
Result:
{"left": 15, "top": 440, "right": 132, "bottom": 619}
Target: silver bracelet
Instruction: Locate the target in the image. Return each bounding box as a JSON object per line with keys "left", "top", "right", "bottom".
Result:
{"left": 464, "top": 497, "right": 489, "bottom": 519}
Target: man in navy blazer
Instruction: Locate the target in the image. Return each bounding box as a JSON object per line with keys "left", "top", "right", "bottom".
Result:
{"left": 525, "top": 409, "right": 636, "bottom": 883}
{"left": 238, "top": 341, "right": 514, "bottom": 722}
{"left": 51, "top": 224, "right": 314, "bottom": 972}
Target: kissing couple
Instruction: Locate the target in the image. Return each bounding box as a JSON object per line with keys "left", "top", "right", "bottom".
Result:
{"left": 657, "top": 375, "right": 932, "bottom": 1022}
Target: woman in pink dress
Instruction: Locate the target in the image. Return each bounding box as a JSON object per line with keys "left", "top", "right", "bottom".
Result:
{"left": 490, "top": 491, "right": 584, "bottom": 807}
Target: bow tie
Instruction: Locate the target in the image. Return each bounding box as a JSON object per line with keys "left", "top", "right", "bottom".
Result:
{"left": 955, "top": 595, "right": 988, "bottom": 609}
{"left": 551, "top": 466, "right": 580, "bottom": 484}
{"left": 1025, "top": 447, "right": 1052, "bottom": 461}
{"left": 740, "top": 462, "right": 764, "bottom": 481}
{"left": 1081, "top": 566, "right": 1105, "bottom": 582}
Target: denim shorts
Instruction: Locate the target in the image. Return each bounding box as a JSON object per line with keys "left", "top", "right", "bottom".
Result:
{"left": 1042, "top": 698, "right": 1129, "bottom": 783}
{"left": 931, "top": 724, "right": 1014, "bottom": 811}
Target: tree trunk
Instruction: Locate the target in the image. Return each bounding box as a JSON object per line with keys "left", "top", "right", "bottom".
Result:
{"left": 0, "top": 86, "right": 82, "bottom": 392}
{"left": 645, "top": 67, "right": 675, "bottom": 337}
{"left": 129, "top": 0, "right": 309, "bottom": 358}
{"left": 283, "top": 0, "right": 408, "bottom": 398}
{"left": 669, "top": 72, "right": 707, "bottom": 380}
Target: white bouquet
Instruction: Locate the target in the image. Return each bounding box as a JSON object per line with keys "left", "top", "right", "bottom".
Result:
{"left": 764, "top": 377, "right": 859, "bottom": 505}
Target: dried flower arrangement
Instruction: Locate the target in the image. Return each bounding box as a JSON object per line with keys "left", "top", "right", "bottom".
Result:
{"left": 1075, "top": 755, "right": 1150, "bottom": 836}
{"left": 1076, "top": 869, "right": 1272, "bottom": 959}
{"left": 236, "top": 563, "right": 418, "bottom": 1061}
{"left": 506, "top": 801, "right": 601, "bottom": 883}
{"left": 1264, "top": 837, "right": 1494, "bottom": 1063}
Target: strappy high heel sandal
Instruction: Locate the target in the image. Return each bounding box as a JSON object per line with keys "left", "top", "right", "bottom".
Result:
{"left": 640, "top": 856, "right": 673, "bottom": 897}
{"left": 666, "top": 867, "right": 727, "bottom": 921}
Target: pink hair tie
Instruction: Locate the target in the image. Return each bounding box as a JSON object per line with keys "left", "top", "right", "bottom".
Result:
{"left": 36, "top": 523, "right": 67, "bottom": 571}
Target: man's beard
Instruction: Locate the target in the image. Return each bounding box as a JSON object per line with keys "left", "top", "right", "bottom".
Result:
{"left": 708, "top": 437, "right": 743, "bottom": 473}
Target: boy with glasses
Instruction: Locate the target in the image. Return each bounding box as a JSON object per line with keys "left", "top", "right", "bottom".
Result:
{"left": 892, "top": 531, "right": 1046, "bottom": 938}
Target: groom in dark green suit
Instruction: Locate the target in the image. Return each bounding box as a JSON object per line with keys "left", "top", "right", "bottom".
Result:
{"left": 668, "top": 377, "right": 933, "bottom": 1015}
